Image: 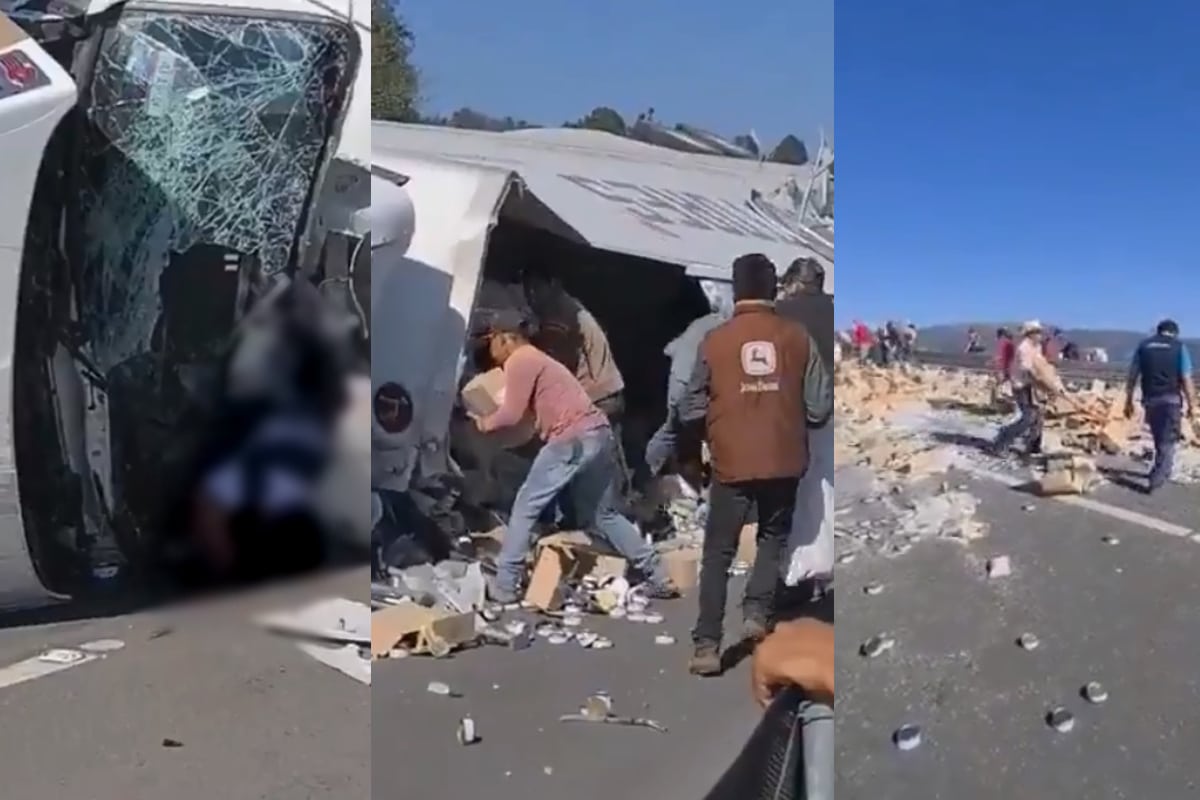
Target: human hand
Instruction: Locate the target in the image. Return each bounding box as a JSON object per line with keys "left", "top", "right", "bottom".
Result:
{"left": 751, "top": 618, "right": 834, "bottom": 708}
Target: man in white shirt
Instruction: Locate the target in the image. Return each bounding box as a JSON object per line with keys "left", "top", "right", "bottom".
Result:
{"left": 990, "top": 320, "right": 1068, "bottom": 456}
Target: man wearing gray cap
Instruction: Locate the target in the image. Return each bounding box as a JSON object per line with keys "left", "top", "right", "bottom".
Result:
{"left": 470, "top": 309, "right": 677, "bottom": 603}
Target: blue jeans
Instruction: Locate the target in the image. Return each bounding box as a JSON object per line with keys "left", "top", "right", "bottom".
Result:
{"left": 993, "top": 385, "right": 1043, "bottom": 454}
{"left": 496, "top": 427, "right": 666, "bottom": 594}
{"left": 1145, "top": 399, "right": 1182, "bottom": 490}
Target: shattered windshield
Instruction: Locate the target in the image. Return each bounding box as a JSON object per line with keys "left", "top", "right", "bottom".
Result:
{"left": 75, "top": 10, "right": 355, "bottom": 372}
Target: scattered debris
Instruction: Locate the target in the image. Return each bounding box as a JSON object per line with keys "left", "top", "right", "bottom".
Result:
{"left": 1017, "top": 633, "right": 1040, "bottom": 651}
{"left": 1102, "top": 535, "right": 1120, "bottom": 546}
{"left": 427, "top": 681, "right": 459, "bottom": 698}
{"left": 893, "top": 724, "right": 922, "bottom": 751}
{"left": 863, "top": 582, "right": 884, "bottom": 596}
{"left": 1082, "top": 681, "right": 1108, "bottom": 704}
{"left": 38, "top": 649, "right": 87, "bottom": 665}
{"left": 79, "top": 639, "right": 126, "bottom": 653}
{"left": 860, "top": 634, "right": 895, "bottom": 658}
{"left": 457, "top": 717, "right": 480, "bottom": 745}
{"left": 559, "top": 703, "right": 668, "bottom": 733}
{"left": 1037, "top": 455, "right": 1099, "bottom": 496}
{"left": 161, "top": 738, "right": 184, "bottom": 748}
{"left": 1047, "top": 707, "right": 1075, "bottom": 732}
{"left": 654, "top": 634, "right": 676, "bottom": 646}
{"left": 986, "top": 556, "right": 1012, "bottom": 578}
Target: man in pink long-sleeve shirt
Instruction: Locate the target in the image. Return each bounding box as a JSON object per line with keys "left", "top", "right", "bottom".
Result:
{"left": 473, "top": 310, "right": 677, "bottom": 603}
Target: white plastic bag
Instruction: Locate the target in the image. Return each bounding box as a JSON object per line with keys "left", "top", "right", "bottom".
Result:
{"left": 784, "top": 424, "right": 835, "bottom": 585}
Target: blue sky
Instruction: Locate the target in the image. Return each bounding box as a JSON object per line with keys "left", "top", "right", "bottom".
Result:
{"left": 838, "top": 0, "right": 1200, "bottom": 332}
{"left": 400, "top": 0, "right": 832, "bottom": 149}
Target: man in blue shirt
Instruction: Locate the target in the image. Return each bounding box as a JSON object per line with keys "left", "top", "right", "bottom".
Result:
{"left": 1124, "top": 319, "right": 1197, "bottom": 493}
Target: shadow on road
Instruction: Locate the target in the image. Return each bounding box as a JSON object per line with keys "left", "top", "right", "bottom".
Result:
{"left": 0, "top": 546, "right": 368, "bottom": 632}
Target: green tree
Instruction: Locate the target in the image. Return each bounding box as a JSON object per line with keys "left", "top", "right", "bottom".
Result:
{"left": 372, "top": 0, "right": 418, "bottom": 121}
{"left": 568, "top": 106, "right": 627, "bottom": 135}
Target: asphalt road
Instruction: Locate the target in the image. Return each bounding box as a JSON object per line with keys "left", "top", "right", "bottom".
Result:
{"left": 0, "top": 567, "right": 370, "bottom": 800}
{"left": 836, "top": 469, "right": 1200, "bottom": 799}
{"left": 371, "top": 584, "right": 779, "bottom": 800}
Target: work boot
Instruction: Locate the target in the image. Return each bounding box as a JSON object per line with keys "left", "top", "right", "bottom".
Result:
{"left": 688, "top": 642, "right": 722, "bottom": 676}
{"left": 487, "top": 577, "right": 521, "bottom": 606}
{"left": 643, "top": 578, "right": 680, "bottom": 600}
{"left": 741, "top": 615, "right": 770, "bottom": 644}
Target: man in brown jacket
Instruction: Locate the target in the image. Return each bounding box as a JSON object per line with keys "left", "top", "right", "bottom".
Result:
{"left": 676, "top": 253, "right": 833, "bottom": 676}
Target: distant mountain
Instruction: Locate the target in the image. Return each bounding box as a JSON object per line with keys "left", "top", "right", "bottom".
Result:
{"left": 918, "top": 323, "right": 1200, "bottom": 363}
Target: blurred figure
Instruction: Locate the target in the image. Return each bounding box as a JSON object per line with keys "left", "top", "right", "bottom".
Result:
{"left": 1124, "top": 318, "right": 1197, "bottom": 494}
{"left": 851, "top": 320, "right": 872, "bottom": 361}
{"left": 901, "top": 321, "right": 918, "bottom": 362}
{"left": 992, "top": 327, "right": 1016, "bottom": 404}
{"left": 177, "top": 281, "right": 352, "bottom": 585}
{"left": 1043, "top": 327, "right": 1064, "bottom": 361}
{"left": 965, "top": 327, "right": 984, "bottom": 353}
{"left": 677, "top": 254, "right": 833, "bottom": 676}
{"left": 776, "top": 258, "right": 835, "bottom": 589}
{"left": 522, "top": 265, "right": 631, "bottom": 491}
{"left": 643, "top": 281, "right": 732, "bottom": 485}
{"left": 873, "top": 324, "right": 890, "bottom": 366}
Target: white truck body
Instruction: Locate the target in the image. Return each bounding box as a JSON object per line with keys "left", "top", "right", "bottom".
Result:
{"left": 370, "top": 121, "right": 833, "bottom": 494}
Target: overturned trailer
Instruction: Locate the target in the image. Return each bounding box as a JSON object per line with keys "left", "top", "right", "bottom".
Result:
{"left": 0, "top": 0, "right": 370, "bottom": 610}
{"left": 371, "top": 122, "right": 833, "bottom": 546}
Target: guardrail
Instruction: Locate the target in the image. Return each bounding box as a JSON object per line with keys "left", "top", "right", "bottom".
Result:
{"left": 910, "top": 350, "right": 1132, "bottom": 384}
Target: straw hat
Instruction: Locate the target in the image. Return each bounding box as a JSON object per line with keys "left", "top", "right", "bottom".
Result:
{"left": 1020, "top": 320, "right": 1044, "bottom": 335}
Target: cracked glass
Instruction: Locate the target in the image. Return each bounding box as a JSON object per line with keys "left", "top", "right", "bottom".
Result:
{"left": 74, "top": 9, "right": 354, "bottom": 372}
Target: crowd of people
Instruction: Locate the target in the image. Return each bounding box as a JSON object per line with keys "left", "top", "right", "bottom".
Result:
{"left": 988, "top": 318, "right": 1196, "bottom": 495}
{"left": 467, "top": 253, "right": 835, "bottom": 685}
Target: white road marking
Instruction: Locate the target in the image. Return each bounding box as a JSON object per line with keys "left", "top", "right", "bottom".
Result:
{"left": 959, "top": 463, "right": 1195, "bottom": 539}
{"left": 0, "top": 649, "right": 98, "bottom": 691}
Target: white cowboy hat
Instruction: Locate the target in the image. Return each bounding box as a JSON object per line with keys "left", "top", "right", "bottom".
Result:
{"left": 1020, "top": 320, "right": 1044, "bottom": 335}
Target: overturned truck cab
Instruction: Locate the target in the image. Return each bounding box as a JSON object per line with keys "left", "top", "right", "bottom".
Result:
{"left": 0, "top": 0, "right": 367, "bottom": 609}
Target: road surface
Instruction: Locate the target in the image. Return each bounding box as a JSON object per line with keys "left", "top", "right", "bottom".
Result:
{"left": 836, "top": 466, "right": 1200, "bottom": 798}
{"left": 0, "top": 567, "right": 370, "bottom": 800}
{"left": 372, "top": 581, "right": 805, "bottom": 800}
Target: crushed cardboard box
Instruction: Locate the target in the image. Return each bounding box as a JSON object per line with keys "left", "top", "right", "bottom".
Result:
{"left": 371, "top": 603, "right": 477, "bottom": 658}
{"left": 525, "top": 532, "right": 628, "bottom": 610}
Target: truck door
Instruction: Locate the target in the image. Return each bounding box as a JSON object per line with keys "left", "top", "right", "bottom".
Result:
{"left": 0, "top": 13, "right": 79, "bottom": 608}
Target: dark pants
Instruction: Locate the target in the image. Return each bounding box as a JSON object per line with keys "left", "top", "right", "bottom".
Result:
{"left": 594, "top": 391, "right": 631, "bottom": 496}
{"left": 993, "top": 385, "right": 1043, "bottom": 455}
{"left": 1146, "top": 400, "right": 1182, "bottom": 490}
{"left": 693, "top": 477, "right": 799, "bottom": 646}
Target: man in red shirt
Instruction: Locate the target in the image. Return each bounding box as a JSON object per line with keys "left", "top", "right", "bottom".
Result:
{"left": 472, "top": 309, "right": 677, "bottom": 603}
{"left": 851, "top": 320, "right": 872, "bottom": 361}
{"left": 995, "top": 327, "right": 1016, "bottom": 380}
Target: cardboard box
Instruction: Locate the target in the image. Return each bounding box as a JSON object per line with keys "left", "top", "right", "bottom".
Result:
{"left": 660, "top": 546, "right": 701, "bottom": 592}
{"left": 525, "top": 532, "right": 628, "bottom": 609}
{"left": 371, "top": 603, "right": 477, "bottom": 658}
{"left": 460, "top": 369, "right": 536, "bottom": 448}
